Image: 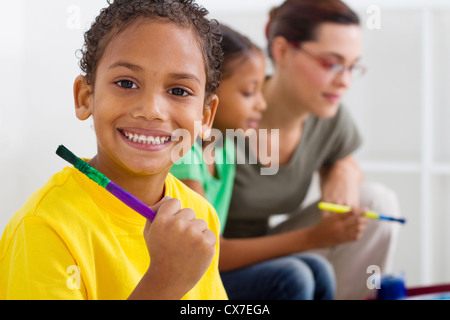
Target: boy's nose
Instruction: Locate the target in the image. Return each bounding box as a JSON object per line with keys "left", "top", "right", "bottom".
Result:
{"left": 131, "top": 95, "right": 168, "bottom": 121}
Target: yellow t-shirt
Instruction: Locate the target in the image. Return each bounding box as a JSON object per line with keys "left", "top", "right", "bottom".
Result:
{"left": 0, "top": 167, "right": 227, "bottom": 300}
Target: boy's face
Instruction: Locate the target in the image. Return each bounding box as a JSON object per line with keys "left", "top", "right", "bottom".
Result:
{"left": 74, "top": 19, "right": 217, "bottom": 178}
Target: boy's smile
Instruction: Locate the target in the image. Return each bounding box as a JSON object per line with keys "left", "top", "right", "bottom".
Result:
{"left": 119, "top": 128, "right": 172, "bottom": 150}
{"left": 74, "top": 18, "right": 217, "bottom": 198}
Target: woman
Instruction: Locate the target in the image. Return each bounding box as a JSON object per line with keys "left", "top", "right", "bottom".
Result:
{"left": 222, "top": 0, "right": 400, "bottom": 300}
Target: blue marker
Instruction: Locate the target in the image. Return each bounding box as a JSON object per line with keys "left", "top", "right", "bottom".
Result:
{"left": 318, "top": 202, "right": 406, "bottom": 224}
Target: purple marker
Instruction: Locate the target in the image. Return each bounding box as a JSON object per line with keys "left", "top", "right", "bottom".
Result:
{"left": 56, "top": 145, "right": 157, "bottom": 221}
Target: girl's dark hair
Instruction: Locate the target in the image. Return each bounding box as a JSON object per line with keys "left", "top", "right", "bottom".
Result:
{"left": 218, "top": 24, "right": 262, "bottom": 79}
{"left": 79, "top": 0, "right": 223, "bottom": 97}
{"left": 265, "top": 0, "right": 360, "bottom": 59}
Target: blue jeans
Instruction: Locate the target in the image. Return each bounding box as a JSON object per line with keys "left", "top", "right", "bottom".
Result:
{"left": 220, "top": 253, "right": 336, "bottom": 300}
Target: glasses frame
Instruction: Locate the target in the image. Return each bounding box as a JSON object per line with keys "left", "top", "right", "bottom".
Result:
{"left": 289, "top": 41, "right": 367, "bottom": 78}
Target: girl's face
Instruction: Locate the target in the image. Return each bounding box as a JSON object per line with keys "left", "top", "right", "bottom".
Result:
{"left": 74, "top": 19, "right": 216, "bottom": 179}
{"left": 280, "top": 22, "right": 362, "bottom": 118}
{"left": 214, "top": 50, "right": 267, "bottom": 132}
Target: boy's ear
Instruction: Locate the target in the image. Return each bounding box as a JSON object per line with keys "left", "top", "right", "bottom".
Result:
{"left": 74, "top": 75, "right": 93, "bottom": 120}
{"left": 200, "top": 94, "right": 219, "bottom": 139}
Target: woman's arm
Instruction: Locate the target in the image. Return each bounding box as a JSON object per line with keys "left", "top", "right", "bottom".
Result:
{"left": 181, "top": 176, "right": 366, "bottom": 272}
{"left": 219, "top": 229, "right": 316, "bottom": 271}
{"left": 319, "top": 155, "right": 363, "bottom": 208}
{"left": 180, "top": 179, "right": 318, "bottom": 271}
{"left": 219, "top": 206, "right": 367, "bottom": 271}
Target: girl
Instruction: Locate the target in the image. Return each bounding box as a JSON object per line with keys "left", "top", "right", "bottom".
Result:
{"left": 225, "top": 0, "right": 400, "bottom": 300}
{"left": 0, "top": 0, "right": 227, "bottom": 300}
{"left": 171, "top": 24, "right": 336, "bottom": 300}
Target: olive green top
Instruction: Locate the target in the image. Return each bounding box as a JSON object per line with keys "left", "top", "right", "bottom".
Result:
{"left": 224, "top": 106, "right": 362, "bottom": 238}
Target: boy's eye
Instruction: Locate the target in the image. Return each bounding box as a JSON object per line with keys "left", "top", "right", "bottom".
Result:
{"left": 116, "top": 80, "right": 137, "bottom": 89}
{"left": 169, "top": 88, "right": 190, "bottom": 96}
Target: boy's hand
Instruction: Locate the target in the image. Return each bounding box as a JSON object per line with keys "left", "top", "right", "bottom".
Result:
{"left": 129, "top": 196, "right": 216, "bottom": 300}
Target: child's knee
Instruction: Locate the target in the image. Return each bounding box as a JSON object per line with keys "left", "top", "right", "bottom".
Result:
{"left": 297, "top": 254, "right": 335, "bottom": 285}
{"left": 271, "top": 257, "right": 315, "bottom": 298}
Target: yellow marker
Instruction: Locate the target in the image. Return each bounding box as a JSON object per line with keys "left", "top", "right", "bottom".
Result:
{"left": 318, "top": 202, "right": 352, "bottom": 214}
{"left": 318, "top": 202, "right": 405, "bottom": 224}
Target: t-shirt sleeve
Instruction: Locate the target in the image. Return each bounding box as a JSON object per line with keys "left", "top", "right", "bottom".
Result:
{"left": 170, "top": 142, "right": 204, "bottom": 181}
{"left": 322, "top": 106, "right": 363, "bottom": 166}
{"left": 1, "top": 216, "right": 86, "bottom": 299}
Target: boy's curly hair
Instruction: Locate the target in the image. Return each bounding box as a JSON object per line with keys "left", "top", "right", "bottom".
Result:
{"left": 79, "top": 0, "right": 223, "bottom": 97}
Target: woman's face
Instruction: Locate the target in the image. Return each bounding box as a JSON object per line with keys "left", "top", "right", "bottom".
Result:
{"left": 280, "top": 22, "right": 362, "bottom": 118}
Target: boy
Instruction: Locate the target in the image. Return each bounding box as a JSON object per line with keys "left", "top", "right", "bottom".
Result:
{"left": 0, "top": 0, "right": 227, "bottom": 300}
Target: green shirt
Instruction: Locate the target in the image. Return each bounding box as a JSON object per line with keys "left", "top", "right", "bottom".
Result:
{"left": 170, "top": 138, "right": 236, "bottom": 234}
{"left": 224, "top": 106, "right": 362, "bottom": 238}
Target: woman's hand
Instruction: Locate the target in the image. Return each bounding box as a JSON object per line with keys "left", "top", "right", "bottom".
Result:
{"left": 310, "top": 207, "right": 369, "bottom": 248}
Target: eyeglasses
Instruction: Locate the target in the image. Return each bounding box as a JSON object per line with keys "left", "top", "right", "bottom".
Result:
{"left": 289, "top": 42, "right": 367, "bottom": 78}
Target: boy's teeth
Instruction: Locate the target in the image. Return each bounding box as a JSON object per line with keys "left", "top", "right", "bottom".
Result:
{"left": 123, "top": 131, "right": 169, "bottom": 145}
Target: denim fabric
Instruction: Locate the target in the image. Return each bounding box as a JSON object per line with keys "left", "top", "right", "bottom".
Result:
{"left": 220, "top": 253, "right": 336, "bottom": 300}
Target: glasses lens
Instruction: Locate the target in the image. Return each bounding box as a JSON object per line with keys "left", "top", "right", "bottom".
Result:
{"left": 352, "top": 65, "right": 366, "bottom": 78}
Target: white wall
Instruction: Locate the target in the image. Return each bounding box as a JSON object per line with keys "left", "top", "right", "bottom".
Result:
{"left": 0, "top": 0, "right": 102, "bottom": 231}
{"left": 1, "top": 0, "right": 449, "bottom": 289}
